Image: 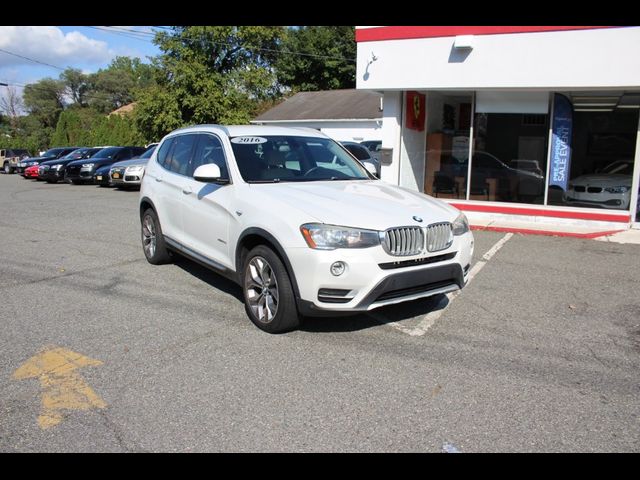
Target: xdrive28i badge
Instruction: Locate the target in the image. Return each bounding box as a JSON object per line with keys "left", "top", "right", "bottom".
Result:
{"left": 412, "top": 216, "right": 423, "bottom": 223}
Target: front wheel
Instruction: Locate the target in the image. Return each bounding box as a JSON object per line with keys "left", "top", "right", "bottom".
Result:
{"left": 141, "top": 208, "right": 172, "bottom": 265}
{"left": 242, "top": 245, "right": 301, "bottom": 333}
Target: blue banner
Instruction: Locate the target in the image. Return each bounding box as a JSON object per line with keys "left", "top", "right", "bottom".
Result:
{"left": 549, "top": 94, "right": 573, "bottom": 190}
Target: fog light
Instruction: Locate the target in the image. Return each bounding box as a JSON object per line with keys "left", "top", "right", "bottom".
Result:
{"left": 330, "top": 261, "right": 346, "bottom": 276}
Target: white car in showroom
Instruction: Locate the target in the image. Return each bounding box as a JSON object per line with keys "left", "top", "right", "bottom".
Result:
{"left": 564, "top": 160, "right": 634, "bottom": 209}
{"left": 139, "top": 125, "right": 474, "bottom": 333}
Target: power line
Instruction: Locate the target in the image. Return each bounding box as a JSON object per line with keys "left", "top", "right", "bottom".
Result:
{"left": 0, "top": 48, "right": 66, "bottom": 71}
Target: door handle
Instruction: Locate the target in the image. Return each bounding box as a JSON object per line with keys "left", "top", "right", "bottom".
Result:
{"left": 182, "top": 186, "right": 192, "bottom": 195}
{"left": 155, "top": 177, "right": 163, "bottom": 183}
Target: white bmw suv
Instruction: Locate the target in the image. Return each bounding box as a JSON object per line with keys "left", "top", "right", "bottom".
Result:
{"left": 139, "top": 125, "right": 474, "bottom": 333}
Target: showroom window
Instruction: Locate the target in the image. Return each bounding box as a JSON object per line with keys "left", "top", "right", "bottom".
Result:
{"left": 547, "top": 92, "right": 639, "bottom": 213}
{"left": 470, "top": 92, "right": 550, "bottom": 204}
{"left": 423, "top": 92, "right": 473, "bottom": 199}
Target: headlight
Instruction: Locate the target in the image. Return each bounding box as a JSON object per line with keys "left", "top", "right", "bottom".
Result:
{"left": 81, "top": 163, "right": 95, "bottom": 168}
{"left": 126, "top": 165, "right": 145, "bottom": 173}
{"left": 300, "top": 223, "right": 380, "bottom": 250}
{"left": 452, "top": 212, "right": 470, "bottom": 236}
{"left": 604, "top": 186, "right": 630, "bottom": 194}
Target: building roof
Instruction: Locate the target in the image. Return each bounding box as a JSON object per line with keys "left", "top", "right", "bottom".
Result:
{"left": 253, "top": 89, "right": 382, "bottom": 123}
{"left": 108, "top": 102, "right": 138, "bottom": 116}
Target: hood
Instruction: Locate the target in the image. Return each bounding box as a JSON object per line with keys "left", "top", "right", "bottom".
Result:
{"left": 23, "top": 155, "right": 55, "bottom": 165}
{"left": 67, "top": 157, "right": 113, "bottom": 167}
{"left": 571, "top": 174, "right": 632, "bottom": 187}
{"left": 110, "top": 158, "right": 148, "bottom": 168}
{"left": 250, "top": 180, "right": 460, "bottom": 231}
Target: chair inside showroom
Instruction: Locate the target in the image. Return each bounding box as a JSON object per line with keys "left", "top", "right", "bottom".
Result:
{"left": 432, "top": 172, "right": 459, "bottom": 198}
{"left": 469, "top": 173, "right": 490, "bottom": 200}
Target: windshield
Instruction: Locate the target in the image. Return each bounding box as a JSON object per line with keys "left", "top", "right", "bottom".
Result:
{"left": 92, "top": 147, "right": 121, "bottom": 159}
{"left": 42, "top": 148, "right": 65, "bottom": 157}
{"left": 60, "top": 148, "right": 92, "bottom": 160}
{"left": 140, "top": 146, "right": 156, "bottom": 159}
{"left": 602, "top": 161, "right": 633, "bottom": 175}
{"left": 229, "top": 135, "right": 371, "bottom": 183}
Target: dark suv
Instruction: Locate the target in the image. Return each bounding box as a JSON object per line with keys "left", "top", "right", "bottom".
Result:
{"left": 38, "top": 147, "right": 104, "bottom": 183}
{"left": 65, "top": 146, "right": 146, "bottom": 184}
{"left": 16, "top": 148, "right": 79, "bottom": 175}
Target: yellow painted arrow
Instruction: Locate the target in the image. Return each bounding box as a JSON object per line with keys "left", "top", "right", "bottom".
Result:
{"left": 13, "top": 347, "right": 107, "bottom": 429}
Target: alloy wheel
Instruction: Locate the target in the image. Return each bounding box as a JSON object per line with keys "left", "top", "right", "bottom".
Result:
{"left": 244, "top": 256, "right": 279, "bottom": 323}
{"left": 142, "top": 215, "right": 156, "bottom": 258}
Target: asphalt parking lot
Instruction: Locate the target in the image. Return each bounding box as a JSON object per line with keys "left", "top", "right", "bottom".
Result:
{"left": 0, "top": 174, "right": 639, "bottom": 452}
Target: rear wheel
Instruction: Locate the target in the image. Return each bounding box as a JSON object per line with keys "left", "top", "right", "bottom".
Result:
{"left": 141, "top": 208, "right": 172, "bottom": 265}
{"left": 3, "top": 162, "right": 13, "bottom": 174}
{"left": 242, "top": 245, "right": 301, "bottom": 333}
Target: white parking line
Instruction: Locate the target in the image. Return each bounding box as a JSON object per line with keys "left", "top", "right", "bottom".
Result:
{"left": 372, "top": 233, "right": 514, "bottom": 336}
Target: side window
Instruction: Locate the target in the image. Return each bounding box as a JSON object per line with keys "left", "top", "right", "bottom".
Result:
{"left": 167, "top": 134, "right": 197, "bottom": 176}
{"left": 190, "top": 134, "right": 229, "bottom": 179}
{"left": 156, "top": 138, "right": 175, "bottom": 169}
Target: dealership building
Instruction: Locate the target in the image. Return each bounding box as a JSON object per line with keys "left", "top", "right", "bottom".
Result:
{"left": 356, "top": 26, "right": 640, "bottom": 229}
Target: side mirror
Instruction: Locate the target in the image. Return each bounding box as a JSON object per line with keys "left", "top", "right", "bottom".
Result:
{"left": 193, "top": 163, "right": 229, "bottom": 184}
{"left": 363, "top": 161, "right": 378, "bottom": 177}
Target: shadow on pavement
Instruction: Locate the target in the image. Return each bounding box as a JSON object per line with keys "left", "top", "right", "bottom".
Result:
{"left": 173, "top": 256, "right": 245, "bottom": 303}
{"left": 301, "top": 294, "right": 448, "bottom": 333}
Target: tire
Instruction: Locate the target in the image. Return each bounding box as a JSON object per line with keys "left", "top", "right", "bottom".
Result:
{"left": 242, "top": 245, "right": 301, "bottom": 333}
{"left": 3, "top": 162, "right": 12, "bottom": 174}
{"left": 70, "top": 179, "right": 82, "bottom": 185}
{"left": 141, "top": 208, "right": 172, "bottom": 265}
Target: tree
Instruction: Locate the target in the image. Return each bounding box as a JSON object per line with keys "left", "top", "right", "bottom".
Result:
{"left": 0, "top": 85, "right": 24, "bottom": 133}
{"left": 275, "top": 26, "right": 356, "bottom": 92}
{"left": 135, "top": 26, "right": 284, "bottom": 140}
{"left": 22, "top": 78, "right": 65, "bottom": 129}
{"left": 61, "top": 68, "right": 89, "bottom": 106}
{"left": 86, "top": 56, "right": 158, "bottom": 114}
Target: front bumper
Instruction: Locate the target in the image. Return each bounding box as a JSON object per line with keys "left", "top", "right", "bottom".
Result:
{"left": 289, "top": 231, "right": 474, "bottom": 315}
{"left": 563, "top": 190, "right": 630, "bottom": 210}
{"left": 41, "top": 169, "right": 65, "bottom": 181}
{"left": 66, "top": 166, "right": 96, "bottom": 183}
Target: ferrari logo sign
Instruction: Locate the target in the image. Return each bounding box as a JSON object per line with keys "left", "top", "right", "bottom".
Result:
{"left": 406, "top": 91, "right": 426, "bottom": 131}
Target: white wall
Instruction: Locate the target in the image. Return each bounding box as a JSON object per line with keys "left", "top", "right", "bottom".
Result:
{"left": 380, "top": 91, "right": 402, "bottom": 184}
{"left": 357, "top": 27, "right": 640, "bottom": 90}
{"left": 399, "top": 92, "right": 426, "bottom": 191}
{"left": 251, "top": 120, "right": 381, "bottom": 142}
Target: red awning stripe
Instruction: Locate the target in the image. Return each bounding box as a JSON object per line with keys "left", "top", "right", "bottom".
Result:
{"left": 355, "top": 26, "right": 621, "bottom": 42}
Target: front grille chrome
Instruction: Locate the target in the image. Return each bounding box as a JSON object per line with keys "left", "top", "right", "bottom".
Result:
{"left": 426, "top": 222, "right": 453, "bottom": 252}
{"left": 383, "top": 223, "right": 453, "bottom": 257}
{"left": 383, "top": 227, "right": 424, "bottom": 256}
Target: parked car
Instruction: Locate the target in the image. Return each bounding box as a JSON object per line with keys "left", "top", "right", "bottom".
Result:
{"left": 109, "top": 144, "right": 157, "bottom": 189}
{"left": 360, "top": 140, "right": 382, "bottom": 153}
{"left": 93, "top": 165, "right": 114, "bottom": 187}
{"left": 340, "top": 141, "right": 380, "bottom": 177}
{"left": 16, "top": 148, "right": 79, "bottom": 175}
{"left": 39, "top": 148, "right": 104, "bottom": 183}
{"left": 432, "top": 150, "right": 545, "bottom": 202}
{"left": 563, "top": 160, "right": 634, "bottom": 209}
{"left": 65, "top": 146, "right": 146, "bottom": 185}
{"left": 1, "top": 149, "right": 31, "bottom": 174}
{"left": 139, "top": 125, "right": 473, "bottom": 333}
{"left": 24, "top": 165, "right": 40, "bottom": 179}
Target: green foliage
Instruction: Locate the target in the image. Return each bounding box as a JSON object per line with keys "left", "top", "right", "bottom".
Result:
{"left": 50, "top": 108, "right": 100, "bottom": 146}
{"left": 51, "top": 109, "right": 145, "bottom": 148}
{"left": 61, "top": 68, "right": 89, "bottom": 106}
{"left": 86, "top": 56, "right": 158, "bottom": 114}
{"left": 134, "top": 26, "right": 285, "bottom": 139}
{"left": 22, "top": 78, "right": 66, "bottom": 129}
{"left": 275, "top": 26, "right": 356, "bottom": 92}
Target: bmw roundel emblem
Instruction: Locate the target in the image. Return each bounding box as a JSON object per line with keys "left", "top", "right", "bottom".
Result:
{"left": 412, "top": 215, "right": 423, "bottom": 223}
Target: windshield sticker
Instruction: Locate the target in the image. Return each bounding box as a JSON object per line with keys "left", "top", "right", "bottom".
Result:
{"left": 231, "top": 136, "right": 268, "bottom": 145}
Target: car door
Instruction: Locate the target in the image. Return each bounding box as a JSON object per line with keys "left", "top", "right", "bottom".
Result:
{"left": 153, "top": 135, "right": 198, "bottom": 241}
{"left": 179, "top": 133, "right": 233, "bottom": 269}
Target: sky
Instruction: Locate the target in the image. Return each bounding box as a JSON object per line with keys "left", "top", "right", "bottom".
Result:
{"left": 0, "top": 26, "right": 162, "bottom": 90}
